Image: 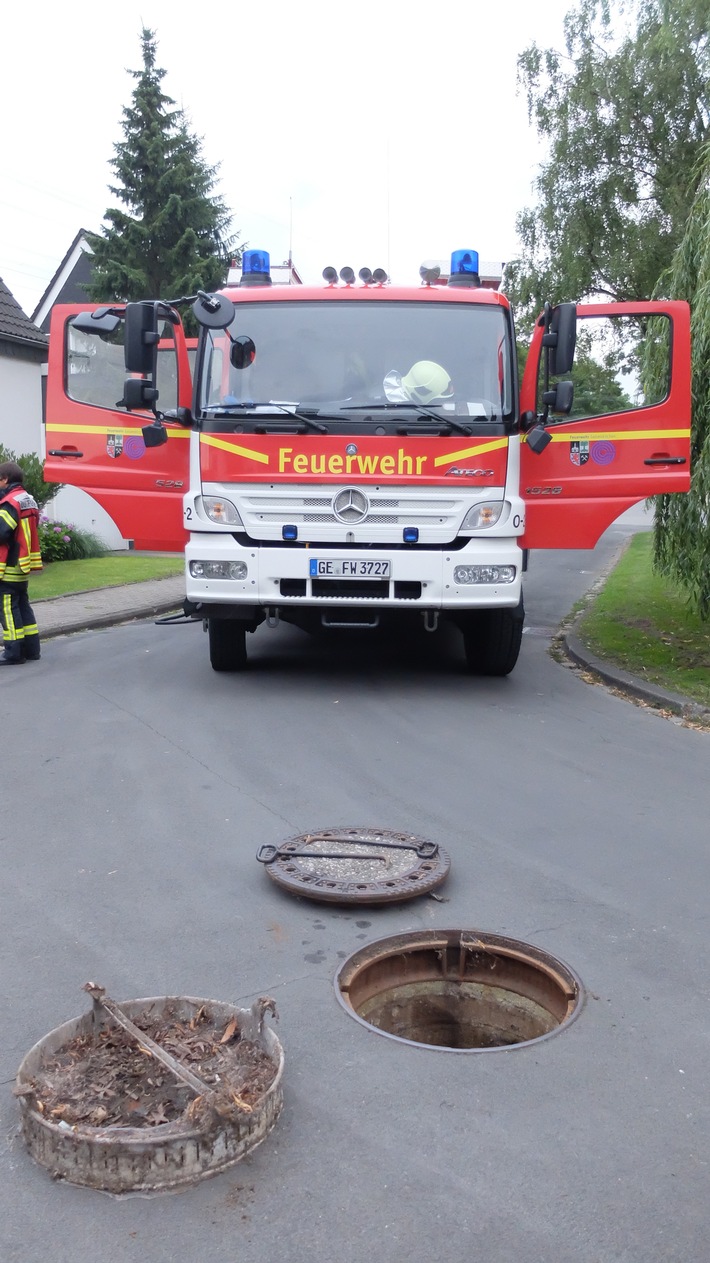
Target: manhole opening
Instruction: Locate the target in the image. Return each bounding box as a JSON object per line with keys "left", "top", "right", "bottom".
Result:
{"left": 336, "top": 931, "right": 583, "bottom": 1052}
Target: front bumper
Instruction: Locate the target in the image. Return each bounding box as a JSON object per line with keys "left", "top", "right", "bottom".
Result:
{"left": 185, "top": 533, "right": 523, "bottom": 610}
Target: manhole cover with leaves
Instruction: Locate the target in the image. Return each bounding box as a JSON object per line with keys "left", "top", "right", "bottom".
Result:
{"left": 15, "top": 989, "right": 284, "bottom": 1193}
{"left": 257, "top": 827, "right": 451, "bottom": 905}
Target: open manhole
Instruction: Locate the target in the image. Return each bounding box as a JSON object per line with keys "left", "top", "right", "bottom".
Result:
{"left": 15, "top": 987, "right": 284, "bottom": 1193}
{"left": 257, "top": 827, "right": 450, "bottom": 904}
{"left": 336, "top": 930, "right": 584, "bottom": 1052}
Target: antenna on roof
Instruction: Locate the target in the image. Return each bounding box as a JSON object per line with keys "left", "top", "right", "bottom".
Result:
{"left": 288, "top": 196, "right": 293, "bottom": 269}
{"left": 386, "top": 138, "right": 391, "bottom": 279}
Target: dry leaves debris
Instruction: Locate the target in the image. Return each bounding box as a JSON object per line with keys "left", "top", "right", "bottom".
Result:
{"left": 22, "top": 1004, "right": 276, "bottom": 1129}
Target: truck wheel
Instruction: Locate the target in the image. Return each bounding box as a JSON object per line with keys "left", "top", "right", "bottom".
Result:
{"left": 208, "top": 619, "right": 248, "bottom": 672}
{"left": 462, "top": 601, "right": 524, "bottom": 676}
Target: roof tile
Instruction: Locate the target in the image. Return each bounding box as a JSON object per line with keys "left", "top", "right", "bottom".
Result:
{"left": 0, "top": 277, "right": 49, "bottom": 347}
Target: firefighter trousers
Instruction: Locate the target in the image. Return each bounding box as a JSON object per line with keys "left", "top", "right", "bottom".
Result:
{"left": 0, "top": 580, "right": 41, "bottom": 662}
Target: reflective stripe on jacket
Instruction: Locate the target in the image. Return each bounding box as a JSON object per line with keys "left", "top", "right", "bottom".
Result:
{"left": 0, "top": 486, "right": 43, "bottom": 581}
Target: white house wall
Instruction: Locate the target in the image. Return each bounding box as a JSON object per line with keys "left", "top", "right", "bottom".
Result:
{"left": 46, "top": 487, "right": 128, "bottom": 550}
{"left": 0, "top": 355, "right": 127, "bottom": 548}
{"left": 0, "top": 355, "right": 42, "bottom": 455}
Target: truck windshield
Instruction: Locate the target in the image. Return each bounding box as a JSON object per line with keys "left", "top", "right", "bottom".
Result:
{"left": 198, "top": 301, "right": 514, "bottom": 429}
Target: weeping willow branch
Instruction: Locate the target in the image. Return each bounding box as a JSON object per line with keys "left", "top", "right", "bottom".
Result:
{"left": 649, "top": 145, "right": 710, "bottom": 618}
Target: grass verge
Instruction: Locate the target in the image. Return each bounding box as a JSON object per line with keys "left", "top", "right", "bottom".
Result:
{"left": 31, "top": 556, "right": 183, "bottom": 600}
{"left": 576, "top": 532, "right": 710, "bottom": 708}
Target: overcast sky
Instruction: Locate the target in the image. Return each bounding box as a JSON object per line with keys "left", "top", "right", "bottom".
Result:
{"left": 2, "top": 1, "right": 569, "bottom": 318}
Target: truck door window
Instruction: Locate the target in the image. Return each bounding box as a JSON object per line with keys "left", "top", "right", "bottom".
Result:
{"left": 65, "top": 316, "right": 180, "bottom": 414}
{"left": 538, "top": 314, "right": 671, "bottom": 421}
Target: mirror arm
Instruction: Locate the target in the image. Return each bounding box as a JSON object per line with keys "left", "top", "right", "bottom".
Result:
{"left": 541, "top": 302, "right": 553, "bottom": 424}
{"left": 163, "top": 407, "right": 194, "bottom": 428}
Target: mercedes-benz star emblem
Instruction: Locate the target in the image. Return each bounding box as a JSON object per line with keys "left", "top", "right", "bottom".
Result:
{"left": 332, "top": 487, "right": 370, "bottom": 523}
{"left": 345, "top": 443, "right": 358, "bottom": 456}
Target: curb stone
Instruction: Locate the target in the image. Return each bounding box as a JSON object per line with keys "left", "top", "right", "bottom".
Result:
{"left": 40, "top": 597, "right": 185, "bottom": 641}
{"left": 563, "top": 624, "right": 710, "bottom": 724}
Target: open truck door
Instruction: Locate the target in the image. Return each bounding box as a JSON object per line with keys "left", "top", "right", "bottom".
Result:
{"left": 519, "top": 301, "right": 691, "bottom": 549}
{"left": 44, "top": 304, "right": 193, "bottom": 551}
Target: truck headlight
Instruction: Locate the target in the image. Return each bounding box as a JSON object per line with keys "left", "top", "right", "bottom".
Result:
{"left": 461, "top": 500, "right": 507, "bottom": 530}
{"left": 189, "top": 560, "right": 248, "bottom": 579}
{"left": 453, "top": 565, "right": 516, "bottom": 584}
{"left": 200, "top": 495, "right": 243, "bottom": 527}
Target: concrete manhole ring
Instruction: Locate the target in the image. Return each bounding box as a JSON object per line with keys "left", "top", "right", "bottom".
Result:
{"left": 336, "top": 929, "right": 584, "bottom": 1051}
{"left": 257, "top": 826, "right": 451, "bottom": 904}
{"left": 15, "top": 995, "right": 284, "bottom": 1193}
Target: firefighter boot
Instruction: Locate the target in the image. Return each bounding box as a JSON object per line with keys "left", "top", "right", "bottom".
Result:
{"left": 0, "top": 647, "right": 25, "bottom": 665}
{"left": 22, "top": 632, "right": 41, "bottom": 661}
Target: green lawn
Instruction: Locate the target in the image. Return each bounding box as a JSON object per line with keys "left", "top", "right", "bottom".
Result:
{"left": 576, "top": 533, "right": 710, "bottom": 707}
{"left": 31, "top": 556, "right": 183, "bottom": 600}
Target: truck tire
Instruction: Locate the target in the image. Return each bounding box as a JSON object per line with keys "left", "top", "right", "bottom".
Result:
{"left": 208, "top": 619, "right": 248, "bottom": 672}
{"left": 462, "top": 600, "right": 524, "bottom": 676}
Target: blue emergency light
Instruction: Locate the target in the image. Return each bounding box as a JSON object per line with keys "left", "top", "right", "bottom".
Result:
{"left": 449, "top": 249, "right": 480, "bottom": 286}
{"left": 240, "top": 249, "right": 272, "bottom": 286}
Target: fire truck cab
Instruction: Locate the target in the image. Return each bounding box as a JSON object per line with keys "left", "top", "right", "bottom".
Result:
{"left": 45, "top": 248, "right": 691, "bottom": 674}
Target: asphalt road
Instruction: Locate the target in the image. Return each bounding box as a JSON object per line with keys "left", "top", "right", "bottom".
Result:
{"left": 2, "top": 509, "right": 708, "bottom": 1263}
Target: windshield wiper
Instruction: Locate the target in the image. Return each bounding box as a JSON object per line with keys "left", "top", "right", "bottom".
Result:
{"left": 341, "top": 402, "right": 473, "bottom": 435}
{"left": 203, "top": 402, "right": 329, "bottom": 433}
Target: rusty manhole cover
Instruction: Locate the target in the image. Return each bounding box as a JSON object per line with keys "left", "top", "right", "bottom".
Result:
{"left": 257, "top": 827, "right": 451, "bottom": 904}
{"left": 336, "top": 929, "right": 584, "bottom": 1051}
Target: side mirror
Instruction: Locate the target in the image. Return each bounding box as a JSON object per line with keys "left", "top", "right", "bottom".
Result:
{"left": 71, "top": 309, "right": 121, "bottom": 336}
{"left": 141, "top": 421, "right": 169, "bottom": 448}
{"left": 122, "top": 376, "right": 159, "bottom": 411}
{"left": 124, "top": 302, "right": 160, "bottom": 375}
{"left": 230, "top": 335, "right": 256, "bottom": 370}
{"left": 191, "top": 291, "right": 235, "bottom": 330}
{"left": 552, "top": 380, "right": 574, "bottom": 415}
{"left": 547, "top": 303, "right": 577, "bottom": 376}
{"left": 521, "top": 411, "right": 552, "bottom": 455}
{"left": 542, "top": 380, "right": 575, "bottom": 416}
{"left": 526, "top": 423, "right": 552, "bottom": 455}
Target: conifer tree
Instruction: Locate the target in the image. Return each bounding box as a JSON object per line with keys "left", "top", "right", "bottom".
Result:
{"left": 87, "top": 28, "right": 237, "bottom": 302}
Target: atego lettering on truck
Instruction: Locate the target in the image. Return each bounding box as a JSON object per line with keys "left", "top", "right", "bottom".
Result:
{"left": 45, "top": 247, "right": 691, "bottom": 674}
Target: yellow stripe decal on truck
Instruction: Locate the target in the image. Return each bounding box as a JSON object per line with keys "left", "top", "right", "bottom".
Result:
{"left": 433, "top": 438, "right": 509, "bottom": 467}
{"left": 534, "top": 427, "right": 691, "bottom": 444}
{"left": 45, "top": 423, "right": 190, "bottom": 438}
{"left": 199, "top": 434, "right": 270, "bottom": 464}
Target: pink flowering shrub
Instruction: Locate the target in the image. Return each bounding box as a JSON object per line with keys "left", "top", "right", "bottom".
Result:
{"left": 38, "top": 518, "right": 107, "bottom": 562}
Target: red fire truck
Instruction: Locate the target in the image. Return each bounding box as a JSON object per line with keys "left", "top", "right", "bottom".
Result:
{"left": 44, "top": 248, "right": 691, "bottom": 673}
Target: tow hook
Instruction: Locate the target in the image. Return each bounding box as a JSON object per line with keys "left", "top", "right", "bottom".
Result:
{"left": 266, "top": 608, "right": 280, "bottom": 628}
{"left": 423, "top": 611, "right": 439, "bottom": 633}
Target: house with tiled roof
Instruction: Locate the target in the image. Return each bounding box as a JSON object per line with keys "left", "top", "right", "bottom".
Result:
{"left": 1, "top": 261, "right": 127, "bottom": 547}
{"left": 31, "top": 229, "right": 94, "bottom": 333}
{"left": 0, "top": 277, "right": 48, "bottom": 457}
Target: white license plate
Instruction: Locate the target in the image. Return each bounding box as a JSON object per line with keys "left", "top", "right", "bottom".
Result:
{"left": 309, "top": 558, "right": 391, "bottom": 578}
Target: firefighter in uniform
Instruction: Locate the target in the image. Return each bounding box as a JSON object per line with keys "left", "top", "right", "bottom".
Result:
{"left": 0, "top": 461, "right": 43, "bottom": 666}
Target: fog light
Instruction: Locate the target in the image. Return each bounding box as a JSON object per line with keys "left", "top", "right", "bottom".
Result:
{"left": 190, "top": 560, "right": 248, "bottom": 580}
{"left": 453, "top": 565, "right": 516, "bottom": 584}
{"left": 282, "top": 524, "right": 298, "bottom": 540}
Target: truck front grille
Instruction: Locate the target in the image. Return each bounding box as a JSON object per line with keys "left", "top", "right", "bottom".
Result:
{"left": 239, "top": 489, "right": 464, "bottom": 533}
{"left": 278, "top": 578, "right": 423, "bottom": 601}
